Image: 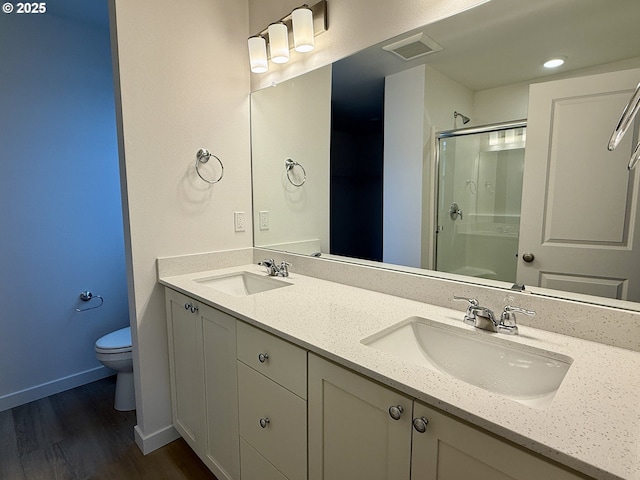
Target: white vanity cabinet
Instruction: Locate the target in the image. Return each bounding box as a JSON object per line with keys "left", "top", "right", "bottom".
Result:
{"left": 165, "top": 288, "right": 240, "bottom": 480}
{"left": 308, "top": 354, "right": 588, "bottom": 480}
{"left": 165, "top": 286, "right": 592, "bottom": 480}
{"left": 236, "top": 322, "right": 308, "bottom": 480}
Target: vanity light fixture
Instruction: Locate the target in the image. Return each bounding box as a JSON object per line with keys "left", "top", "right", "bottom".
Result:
{"left": 543, "top": 57, "right": 565, "bottom": 69}
{"left": 247, "top": 0, "right": 327, "bottom": 74}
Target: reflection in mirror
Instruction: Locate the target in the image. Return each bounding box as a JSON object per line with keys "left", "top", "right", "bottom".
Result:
{"left": 251, "top": 0, "right": 640, "bottom": 308}
{"left": 435, "top": 123, "right": 526, "bottom": 283}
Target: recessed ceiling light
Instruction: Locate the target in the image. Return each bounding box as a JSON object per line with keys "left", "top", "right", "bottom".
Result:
{"left": 543, "top": 58, "right": 565, "bottom": 69}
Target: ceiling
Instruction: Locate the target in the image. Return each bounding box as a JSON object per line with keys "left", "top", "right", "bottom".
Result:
{"left": 333, "top": 0, "right": 640, "bottom": 119}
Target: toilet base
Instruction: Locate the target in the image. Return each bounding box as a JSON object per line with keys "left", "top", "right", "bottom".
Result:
{"left": 114, "top": 371, "right": 136, "bottom": 411}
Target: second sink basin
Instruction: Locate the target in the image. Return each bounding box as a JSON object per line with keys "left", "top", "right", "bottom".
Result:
{"left": 362, "top": 316, "right": 572, "bottom": 409}
{"left": 195, "top": 272, "right": 290, "bottom": 297}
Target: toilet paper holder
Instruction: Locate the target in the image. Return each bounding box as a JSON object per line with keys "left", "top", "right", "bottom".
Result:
{"left": 75, "top": 290, "right": 104, "bottom": 312}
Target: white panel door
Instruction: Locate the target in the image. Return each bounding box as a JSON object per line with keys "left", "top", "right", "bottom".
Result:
{"left": 517, "top": 68, "right": 640, "bottom": 300}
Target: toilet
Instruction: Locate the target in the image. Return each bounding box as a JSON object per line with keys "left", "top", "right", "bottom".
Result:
{"left": 95, "top": 327, "right": 135, "bottom": 411}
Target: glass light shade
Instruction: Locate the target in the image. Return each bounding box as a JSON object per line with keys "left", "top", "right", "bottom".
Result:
{"left": 248, "top": 36, "right": 268, "bottom": 73}
{"left": 268, "top": 23, "right": 290, "bottom": 64}
{"left": 292, "top": 6, "right": 315, "bottom": 53}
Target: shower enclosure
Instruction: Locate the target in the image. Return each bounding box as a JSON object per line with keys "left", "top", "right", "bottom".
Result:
{"left": 435, "top": 121, "right": 526, "bottom": 282}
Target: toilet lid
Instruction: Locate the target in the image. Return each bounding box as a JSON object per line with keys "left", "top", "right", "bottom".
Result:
{"left": 96, "top": 326, "right": 131, "bottom": 350}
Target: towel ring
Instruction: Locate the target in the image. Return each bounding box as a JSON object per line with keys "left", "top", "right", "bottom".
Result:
{"left": 75, "top": 290, "right": 104, "bottom": 312}
{"left": 608, "top": 81, "right": 640, "bottom": 170}
{"left": 196, "top": 148, "right": 224, "bottom": 184}
{"left": 285, "top": 158, "right": 306, "bottom": 187}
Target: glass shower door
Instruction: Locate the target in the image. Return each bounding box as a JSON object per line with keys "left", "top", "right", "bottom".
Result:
{"left": 435, "top": 124, "right": 526, "bottom": 283}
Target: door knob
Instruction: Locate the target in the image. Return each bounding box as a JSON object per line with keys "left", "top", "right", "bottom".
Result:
{"left": 522, "top": 252, "right": 535, "bottom": 263}
{"left": 449, "top": 203, "right": 463, "bottom": 220}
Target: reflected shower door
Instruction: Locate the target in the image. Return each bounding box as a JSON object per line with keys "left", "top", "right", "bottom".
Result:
{"left": 435, "top": 124, "right": 526, "bottom": 283}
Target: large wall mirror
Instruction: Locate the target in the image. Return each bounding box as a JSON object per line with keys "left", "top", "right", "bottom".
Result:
{"left": 251, "top": 0, "right": 640, "bottom": 310}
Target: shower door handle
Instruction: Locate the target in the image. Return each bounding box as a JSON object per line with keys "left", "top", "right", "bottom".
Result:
{"left": 449, "top": 203, "right": 463, "bottom": 220}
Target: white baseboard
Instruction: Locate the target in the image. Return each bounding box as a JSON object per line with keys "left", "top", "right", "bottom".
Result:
{"left": 0, "top": 365, "right": 114, "bottom": 412}
{"left": 134, "top": 423, "right": 180, "bottom": 455}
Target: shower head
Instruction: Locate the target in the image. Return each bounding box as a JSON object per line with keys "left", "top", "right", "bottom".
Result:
{"left": 454, "top": 111, "right": 471, "bottom": 125}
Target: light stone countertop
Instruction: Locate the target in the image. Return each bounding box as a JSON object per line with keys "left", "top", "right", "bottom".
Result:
{"left": 159, "top": 264, "right": 640, "bottom": 480}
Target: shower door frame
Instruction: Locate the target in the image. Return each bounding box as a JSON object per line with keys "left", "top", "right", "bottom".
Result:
{"left": 432, "top": 119, "right": 528, "bottom": 273}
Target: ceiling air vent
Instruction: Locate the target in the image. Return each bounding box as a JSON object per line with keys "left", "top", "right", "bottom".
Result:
{"left": 382, "top": 32, "right": 443, "bottom": 61}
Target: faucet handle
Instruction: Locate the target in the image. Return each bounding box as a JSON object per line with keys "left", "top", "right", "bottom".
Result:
{"left": 258, "top": 259, "right": 277, "bottom": 275}
{"left": 453, "top": 296, "right": 479, "bottom": 326}
{"left": 278, "top": 261, "right": 292, "bottom": 277}
{"left": 453, "top": 296, "right": 479, "bottom": 306}
{"left": 498, "top": 305, "right": 535, "bottom": 335}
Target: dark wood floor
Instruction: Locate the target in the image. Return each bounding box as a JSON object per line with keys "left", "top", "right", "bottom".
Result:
{"left": 0, "top": 376, "right": 218, "bottom": 480}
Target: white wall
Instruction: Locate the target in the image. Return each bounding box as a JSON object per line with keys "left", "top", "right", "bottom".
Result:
{"left": 0, "top": 10, "right": 128, "bottom": 410}
{"left": 252, "top": 65, "right": 331, "bottom": 253}
{"left": 383, "top": 66, "right": 426, "bottom": 267}
{"left": 110, "top": 0, "right": 251, "bottom": 452}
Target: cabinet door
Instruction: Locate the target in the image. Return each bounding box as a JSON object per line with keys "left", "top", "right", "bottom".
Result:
{"left": 165, "top": 288, "right": 205, "bottom": 453}
{"left": 240, "top": 438, "right": 288, "bottom": 480}
{"left": 201, "top": 304, "right": 240, "bottom": 480}
{"left": 411, "top": 401, "right": 587, "bottom": 480}
{"left": 308, "top": 354, "right": 412, "bottom": 480}
{"left": 238, "top": 362, "right": 307, "bottom": 480}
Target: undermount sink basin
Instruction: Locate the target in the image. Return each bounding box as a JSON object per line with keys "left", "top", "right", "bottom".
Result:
{"left": 195, "top": 272, "right": 290, "bottom": 297}
{"left": 362, "top": 316, "right": 573, "bottom": 409}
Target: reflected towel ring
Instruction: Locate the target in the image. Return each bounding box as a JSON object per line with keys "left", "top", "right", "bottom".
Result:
{"left": 285, "top": 158, "right": 306, "bottom": 187}
{"left": 608, "top": 81, "right": 640, "bottom": 170}
{"left": 196, "top": 148, "right": 224, "bottom": 184}
{"left": 75, "top": 290, "right": 104, "bottom": 312}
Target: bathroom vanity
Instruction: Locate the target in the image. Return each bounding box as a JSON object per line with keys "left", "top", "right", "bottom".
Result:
{"left": 160, "top": 260, "right": 640, "bottom": 480}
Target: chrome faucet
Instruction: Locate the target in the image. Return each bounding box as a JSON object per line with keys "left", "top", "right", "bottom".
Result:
{"left": 258, "top": 258, "right": 278, "bottom": 276}
{"left": 453, "top": 296, "right": 535, "bottom": 335}
{"left": 258, "top": 259, "right": 292, "bottom": 277}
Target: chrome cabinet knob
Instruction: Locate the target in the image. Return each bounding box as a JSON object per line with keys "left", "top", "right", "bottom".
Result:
{"left": 412, "top": 417, "right": 429, "bottom": 433}
{"left": 258, "top": 353, "right": 269, "bottom": 363}
{"left": 184, "top": 303, "right": 198, "bottom": 313}
{"left": 259, "top": 417, "right": 270, "bottom": 428}
{"left": 388, "top": 405, "right": 404, "bottom": 420}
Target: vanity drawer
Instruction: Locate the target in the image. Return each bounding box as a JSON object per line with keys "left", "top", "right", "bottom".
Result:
{"left": 238, "top": 362, "right": 307, "bottom": 480}
{"left": 240, "top": 438, "right": 288, "bottom": 480}
{"left": 237, "top": 321, "right": 307, "bottom": 398}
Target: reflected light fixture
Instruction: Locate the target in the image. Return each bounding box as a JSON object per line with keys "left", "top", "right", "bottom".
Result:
{"left": 247, "top": 1, "right": 327, "bottom": 74}
{"left": 543, "top": 57, "right": 566, "bottom": 69}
